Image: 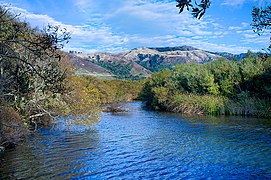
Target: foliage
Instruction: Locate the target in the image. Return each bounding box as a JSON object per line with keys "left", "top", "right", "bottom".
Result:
{"left": 176, "top": 0, "right": 211, "bottom": 19}
{"left": 141, "top": 55, "right": 271, "bottom": 117}
{"left": 205, "top": 58, "right": 241, "bottom": 96}
{"left": 167, "top": 93, "right": 226, "bottom": 115}
{"left": 172, "top": 63, "right": 219, "bottom": 95}
{"left": 251, "top": 6, "right": 271, "bottom": 53}
{"left": 78, "top": 76, "right": 144, "bottom": 105}
{"left": 176, "top": 0, "right": 210, "bottom": 19}
{"left": 225, "top": 92, "right": 271, "bottom": 117}
{"left": 0, "top": 6, "right": 71, "bottom": 126}
{"left": 0, "top": 107, "right": 28, "bottom": 147}
{"left": 49, "top": 74, "right": 143, "bottom": 117}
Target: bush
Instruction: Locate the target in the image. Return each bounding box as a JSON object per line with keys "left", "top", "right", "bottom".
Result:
{"left": 0, "top": 107, "right": 28, "bottom": 148}
{"left": 141, "top": 54, "right": 271, "bottom": 118}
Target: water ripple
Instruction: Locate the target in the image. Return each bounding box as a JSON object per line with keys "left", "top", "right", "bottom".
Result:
{"left": 1, "top": 102, "right": 271, "bottom": 179}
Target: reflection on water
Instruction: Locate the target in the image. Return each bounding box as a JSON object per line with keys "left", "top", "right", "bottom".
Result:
{"left": 182, "top": 113, "right": 271, "bottom": 127}
{"left": 1, "top": 102, "right": 271, "bottom": 179}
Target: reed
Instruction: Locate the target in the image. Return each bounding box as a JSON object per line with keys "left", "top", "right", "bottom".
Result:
{"left": 164, "top": 92, "right": 271, "bottom": 118}
{"left": 225, "top": 93, "right": 271, "bottom": 117}
{"left": 165, "top": 93, "right": 226, "bottom": 115}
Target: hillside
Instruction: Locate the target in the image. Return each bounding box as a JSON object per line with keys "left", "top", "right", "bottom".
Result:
{"left": 68, "top": 46, "right": 247, "bottom": 79}
{"left": 75, "top": 53, "right": 152, "bottom": 79}
{"left": 121, "top": 46, "right": 221, "bottom": 72}
{"left": 67, "top": 54, "right": 113, "bottom": 77}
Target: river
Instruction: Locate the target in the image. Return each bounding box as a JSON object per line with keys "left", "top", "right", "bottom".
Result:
{"left": 0, "top": 102, "right": 271, "bottom": 179}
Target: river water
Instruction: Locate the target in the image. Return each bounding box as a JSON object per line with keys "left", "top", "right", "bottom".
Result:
{"left": 1, "top": 102, "right": 271, "bottom": 179}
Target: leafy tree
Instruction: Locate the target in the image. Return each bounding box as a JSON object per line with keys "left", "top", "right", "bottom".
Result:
{"left": 205, "top": 58, "right": 241, "bottom": 96}
{"left": 173, "top": 63, "right": 219, "bottom": 95}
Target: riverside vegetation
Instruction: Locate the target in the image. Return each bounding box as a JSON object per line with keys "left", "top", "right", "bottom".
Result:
{"left": 141, "top": 54, "right": 271, "bottom": 117}
{"left": 0, "top": 6, "right": 142, "bottom": 148}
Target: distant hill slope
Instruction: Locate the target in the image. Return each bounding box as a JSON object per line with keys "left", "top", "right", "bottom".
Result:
{"left": 67, "top": 46, "right": 248, "bottom": 79}
{"left": 68, "top": 53, "right": 152, "bottom": 79}
{"left": 67, "top": 54, "right": 113, "bottom": 77}
{"left": 121, "top": 46, "right": 221, "bottom": 72}
{"left": 213, "top": 52, "right": 247, "bottom": 60}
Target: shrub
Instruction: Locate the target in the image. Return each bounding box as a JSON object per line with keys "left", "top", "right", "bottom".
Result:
{"left": 0, "top": 107, "right": 28, "bottom": 148}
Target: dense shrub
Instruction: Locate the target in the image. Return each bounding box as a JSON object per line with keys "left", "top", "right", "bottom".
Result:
{"left": 141, "top": 55, "right": 271, "bottom": 118}
{"left": 72, "top": 76, "right": 143, "bottom": 105}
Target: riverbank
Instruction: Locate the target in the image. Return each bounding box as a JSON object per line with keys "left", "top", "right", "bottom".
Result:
{"left": 0, "top": 107, "right": 28, "bottom": 150}
{"left": 144, "top": 92, "right": 271, "bottom": 118}
{"left": 0, "top": 76, "right": 143, "bottom": 149}
{"left": 0, "top": 6, "right": 142, "bottom": 150}
{"left": 140, "top": 57, "right": 271, "bottom": 118}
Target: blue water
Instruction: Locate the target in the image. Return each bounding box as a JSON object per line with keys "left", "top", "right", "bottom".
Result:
{"left": 1, "top": 102, "right": 271, "bottom": 179}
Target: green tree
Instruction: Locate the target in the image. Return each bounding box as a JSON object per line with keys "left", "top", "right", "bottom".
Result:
{"left": 206, "top": 58, "right": 241, "bottom": 96}
{"left": 0, "top": 6, "right": 71, "bottom": 123}
{"left": 173, "top": 63, "right": 219, "bottom": 95}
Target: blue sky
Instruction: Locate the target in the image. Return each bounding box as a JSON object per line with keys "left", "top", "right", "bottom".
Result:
{"left": 2, "top": 0, "right": 271, "bottom": 54}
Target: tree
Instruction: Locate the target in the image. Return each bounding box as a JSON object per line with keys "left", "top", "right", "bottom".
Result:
{"left": 251, "top": 6, "right": 271, "bottom": 53}
{"left": 176, "top": 1, "right": 271, "bottom": 54}
{"left": 176, "top": 0, "right": 210, "bottom": 19}
{"left": 0, "top": 6, "right": 71, "bottom": 123}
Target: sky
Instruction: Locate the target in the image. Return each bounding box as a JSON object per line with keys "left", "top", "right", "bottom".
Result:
{"left": 1, "top": 0, "right": 271, "bottom": 54}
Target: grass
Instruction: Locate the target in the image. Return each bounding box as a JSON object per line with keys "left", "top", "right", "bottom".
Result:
{"left": 161, "top": 92, "right": 271, "bottom": 118}
{"left": 165, "top": 93, "right": 226, "bottom": 115}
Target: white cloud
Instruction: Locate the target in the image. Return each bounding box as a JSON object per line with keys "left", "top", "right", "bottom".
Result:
{"left": 222, "top": 0, "right": 271, "bottom": 6}
{"left": 222, "top": 0, "right": 246, "bottom": 6}
{"left": 72, "top": 0, "right": 95, "bottom": 13}
{"left": 127, "top": 34, "right": 257, "bottom": 53}
{"left": 5, "top": 0, "right": 269, "bottom": 54}
{"left": 9, "top": 6, "right": 129, "bottom": 53}
{"left": 229, "top": 26, "right": 243, "bottom": 31}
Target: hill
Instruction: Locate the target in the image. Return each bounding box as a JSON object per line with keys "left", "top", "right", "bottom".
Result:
{"left": 121, "top": 46, "right": 221, "bottom": 72}
{"left": 67, "top": 46, "right": 248, "bottom": 79}
{"left": 74, "top": 53, "right": 152, "bottom": 79}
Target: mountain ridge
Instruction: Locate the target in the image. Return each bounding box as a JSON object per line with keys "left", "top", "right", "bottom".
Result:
{"left": 67, "top": 46, "right": 248, "bottom": 79}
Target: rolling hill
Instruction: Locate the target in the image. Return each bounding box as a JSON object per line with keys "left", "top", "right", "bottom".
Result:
{"left": 67, "top": 46, "right": 247, "bottom": 79}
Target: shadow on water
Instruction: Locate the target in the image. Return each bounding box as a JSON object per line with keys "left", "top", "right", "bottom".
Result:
{"left": 181, "top": 114, "right": 271, "bottom": 127}
{"left": 1, "top": 102, "right": 271, "bottom": 179}
{"left": 0, "top": 123, "right": 101, "bottom": 179}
